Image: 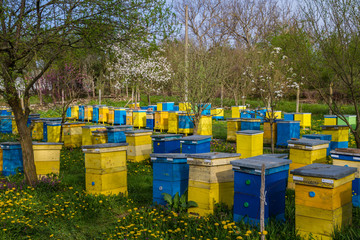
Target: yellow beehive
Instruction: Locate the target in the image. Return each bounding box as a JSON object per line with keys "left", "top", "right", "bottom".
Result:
{"left": 210, "top": 108, "right": 224, "bottom": 118}
{"left": 322, "top": 126, "right": 349, "bottom": 142}
{"left": 62, "top": 122, "right": 86, "bottom": 148}
{"left": 107, "top": 107, "right": 114, "bottom": 125}
{"left": 197, "top": 115, "right": 212, "bottom": 135}
{"left": 71, "top": 105, "right": 79, "bottom": 120}
{"left": 32, "top": 119, "right": 44, "bottom": 141}
{"left": 82, "top": 126, "right": 106, "bottom": 146}
{"left": 154, "top": 111, "right": 169, "bottom": 132}
{"left": 84, "top": 106, "right": 93, "bottom": 122}
{"left": 292, "top": 164, "right": 356, "bottom": 240}
{"left": 47, "top": 122, "right": 61, "bottom": 143}
{"left": 156, "top": 102, "right": 163, "bottom": 111}
{"left": 287, "top": 162, "right": 306, "bottom": 189}
{"left": 266, "top": 110, "right": 282, "bottom": 119}
{"left": 168, "top": 111, "right": 180, "bottom": 134}
{"left": 236, "top": 130, "right": 263, "bottom": 159}
{"left": 288, "top": 139, "right": 329, "bottom": 165}
{"left": 126, "top": 109, "right": 133, "bottom": 125}
{"left": 92, "top": 130, "right": 108, "bottom": 145}
{"left": 187, "top": 152, "right": 241, "bottom": 216}
{"left": 294, "top": 113, "right": 312, "bottom": 129}
{"left": 133, "top": 110, "right": 146, "bottom": 128}
{"left": 227, "top": 118, "right": 241, "bottom": 142}
{"left": 33, "top": 143, "right": 63, "bottom": 178}
{"left": 82, "top": 143, "right": 128, "bottom": 195}
{"left": 324, "top": 115, "right": 337, "bottom": 126}
{"left": 179, "top": 102, "right": 192, "bottom": 112}
{"left": 12, "top": 118, "right": 18, "bottom": 134}
{"left": 231, "top": 106, "right": 246, "bottom": 118}
{"left": 125, "top": 130, "right": 152, "bottom": 162}
{"left": 263, "top": 122, "right": 277, "bottom": 144}
{"left": 129, "top": 103, "right": 140, "bottom": 109}
{"left": 99, "top": 106, "right": 109, "bottom": 124}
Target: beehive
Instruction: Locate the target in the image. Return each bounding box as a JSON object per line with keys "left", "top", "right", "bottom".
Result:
{"left": 27, "top": 113, "right": 40, "bottom": 127}
{"left": 82, "top": 125, "right": 106, "bottom": 146}
{"left": 62, "top": 122, "right": 86, "bottom": 148}
{"left": 151, "top": 153, "right": 189, "bottom": 205}
{"left": 107, "top": 125, "right": 133, "bottom": 143}
{"left": 231, "top": 106, "right": 246, "bottom": 118}
{"left": 294, "top": 113, "right": 312, "bottom": 129}
{"left": 11, "top": 117, "right": 18, "bottom": 134}
{"left": 266, "top": 110, "right": 281, "bottom": 120}
{"left": 107, "top": 107, "right": 114, "bottom": 125}
{"left": 99, "top": 106, "right": 109, "bottom": 124}
{"left": 226, "top": 118, "right": 241, "bottom": 142}
{"left": 31, "top": 118, "right": 45, "bottom": 141}
{"left": 162, "top": 102, "right": 175, "bottom": 111}
{"left": 240, "top": 118, "right": 261, "bottom": 131}
{"left": 82, "top": 143, "right": 128, "bottom": 195}
{"left": 284, "top": 113, "right": 295, "bottom": 121}
{"left": 133, "top": 110, "right": 146, "bottom": 128}
{"left": 187, "top": 152, "right": 241, "bottom": 216}
{"left": 92, "top": 105, "right": 100, "bottom": 123}
{"left": 152, "top": 134, "right": 182, "bottom": 153}
{"left": 114, "top": 108, "right": 127, "bottom": 125}
{"left": 179, "top": 102, "right": 191, "bottom": 112}
{"left": 291, "top": 164, "right": 356, "bottom": 240}
{"left": 302, "top": 134, "right": 332, "bottom": 156}
{"left": 125, "top": 130, "right": 152, "bottom": 162}
{"left": 43, "top": 118, "right": 62, "bottom": 142}
{"left": 154, "top": 111, "right": 169, "bottom": 132}
{"left": 168, "top": 111, "right": 182, "bottom": 134}
{"left": 276, "top": 121, "right": 300, "bottom": 147}
{"left": 241, "top": 110, "right": 252, "bottom": 119}
{"left": 1, "top": 142, "right": 23, "bottom": 176}
{"left": 331, "top": 149, "right": 360, "bottom": 207}
{"left": 66, "top": 107, "right": 72, "bottom": 120}
{"left": 231, "top": 155, "right": 291, "bottom": 225}
{"left": 197, "top": 115, "right": 212, "bottom": 135}
{"left": 71, "top": 105, "right": 79, "bottom": 120}
{"left": 129, "top": 102, "right": 140, "bottom": 109}
{"left": 92, "top": 130, "right": 108, "bottom": 145}
{"left": 321, "top": 125, "right": 349, "bottom": 151}
{"left": 84, "top": 105, "right": 93, "bottom": 122}
{"left": 178, "top": 113, "right": 194, "bottom": 135}
{"left": 236, "top": 130, "right": 263, "bottom": 159}
{"left": 0, "top": 116, "right": 12, "bottom": 134}
{"left": 263, "top": 121, "right": 277, "bottom": 145}
{"left": 47, "top": 121, "right": 62, "bottom": 143}
{"left": 211, "top": 108, "right": 224, "bottom": 120}
{"left": 126, "top": 109, "right": 133, "bottom": 125}
{"left": 33, "top": 142, "right": 63, "bottom": 177}
{"left": 199, "top": 103, "right": 211, "bottom": 115}
{"left": 180, "top": 135, "right": 211, "bottom": 154}
{"left": 146, "top": 112, "right": 155, "bottom": 130}
{"left": 338, "top": 115, "right": 356, "bottom": 129}
{"left": 324, "top": 115, "right": 337, "bottom": 126}
{"left": 78, "top": 106, "right": 85, "bottom": 121}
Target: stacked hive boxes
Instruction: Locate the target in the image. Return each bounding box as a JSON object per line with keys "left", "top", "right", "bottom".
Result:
{"left": 31, "top": 118, "right": 45, "bottom": 140}
{"left": 231, "top": 106, "right": 246, "bottom": 118}
{"left": 154, "top": 111, "right": 169, "bottom": 132}
{"left": 92, "top": 106, "right": 100, "bottom": 123}
{"left": 180, "top": 135, "right": 211, "bottom": 154}
{"left": 114, "top": 108, "right": 127, "bottom": 125}
{"left": 151, "top": 153, "right": 189, "bottom": 205}
{"left": 294, "top": 113, "right": 312, "bottom": 129}
{"left": 240, "top": 118, "right": 261, "bottom": 131}
{"left": 82, "top": 126, "right": 106, "bottom": 146}
{"left": 236, "top": 130, "right": 263, "bottom": 159}
{"left": 231, "top": 155, "right": 291, "bottom": 225}
{"left": 62, "top": 122, "right": 86, "bottom": 148}
{"left": 152, "top": 134, "right": 182, "bottom": 154}
{"left": 125, "top": 130, "right": 152, "bottom": 162}
{"left": 287, "top": 138, "right": 330, "bottom": 189}
{"left": 263, "top": 121, "right": 277, "bottom": 145}
{"left": 107, "top": 107, "right": 114, "bottom": 125}
{"left": 331, "top": 149, "right": 360, "bottom": 207}
{"left": 276, "top": 121, "right": 300, "bottom": 147}
{"left": 78, "top": 106, "right": 85, "bottom": 121}
{"left": 47, "top": 122, "right": 62, "bottom": 143}
{"left": 197, "top": 115, "right": 212, "bottom": 135}
{"left": 133, "top": 110, "right": 146, "bottom": 128}
{"left": 82, "top": 143, "right": 128, "bottom": 195}
{"left": 33, "top": 142, "right": 63, "bottom": 178}
{"left": 92, "top": 130, "right": 107, "bottom": 145}
{"left": 146, "top": 112, "right": 155, "bottom": 130}
{"left": 168, "top": 111, "right": 181, "bottom": 134}
{"left": 226, "top": 118, "right": 241, "bottom": 142}
{"left": 291, "top": 164, "right": 355, "bottom": 240}
{"left": 211, "top": 108, "right": 224, "bottom": 120}
{"left": 126, "top": 109, "right": 133, "bottom": 125}
{"left": 187, "top": 153, "right": 240, "bottom": 216}
{"left": 70, "top": 105, "right": 79, "bottom": 120}
{"left": 107, "top": 125, "right": 133, "bottom": 143}
{"left": 84, "top": 105, "right": 93, "bottom": 122}
{"left": 99, "top": 106, "right": 109, "bottom": 124}
{"left": 321, "top": 125, "right": 349, "bottom": 150}
{"left": 302, "top": 134, "right": 332, "bottom": 156}
{"left": 1, "top": 142, "right": 23, "bottom": 176}
{"left": 178, "top": 113, "right": 194, "bottom": 135}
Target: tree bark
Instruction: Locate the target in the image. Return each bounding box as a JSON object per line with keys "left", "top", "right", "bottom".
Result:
{"left": 296, "top": 87, "right": 300, "bottom": 113}
{"left": 148, "top": 94, "right": 151, "bottom": 105}
{"left": 221, "top": 84, "right": 223, "bottom": 108}
{"left": 329, "top": 82, "right": 333, "bottom": 115}
{"left": 260, "top": 164, "right": 266, "bottom": 240}
{"left": 242, "top": 96, "right": 246, "bottom": 106}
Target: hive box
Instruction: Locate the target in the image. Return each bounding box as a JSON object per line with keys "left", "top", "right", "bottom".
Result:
{"left": 107, "top": 125, "right": 133, "bottom": 143}
{"left": 125, "top": 130, "right": 152, "bottom": 162}
{"left": 211, "top": 108, "right": 224, "bottom": 120}
{"left": 152, "top": 134, "right": 182, "bottom": 154}
{"left": 302, "top": 134, "right": 332, "bottom": 156}
{"left": 126, "top": 109, "right": 133, "bottom": 125}
{"left": 321, "top": 125, "right": 349, "bottom": 151}
{"left": 236, "top": 130, "right": 263, "bottom": 159}
{"left": 276, "top": 121, "right": 300, "bottom": 147}
{"left": 151, "top": 153, "right": 189, "bottom": 205}
{"left": 99, "top": 106, "right": 109, "bottom": 124}
{"left": 231, "top": 155, "right": 291, "bottom": 225}
{"left": 294, "top": 113, "right": 311, "bottom": 129}
{"left": 84, "top": 106, "right": 93, "bottom": 122}
{"left": 197, "top": 115, "right": 212, "bottom": 135}
{"left": 47, "top": 122, "right": 62, "bottom": 143}
{"left": 82, "top": 125, "right": 106, "bottom": 146}
{"left": 33, "top": 142, "right": 63, "bottom": 178}
{"left": 92, "top": 105, "right": 100, "bottom": 123}
{"left": 146, "top": 112, "right": 155, "bottom": 130}
{"left": 178, "top": 113, "right": 194, "bottom": 135}
{"left": 227, "top": 118, "right": 241, "bottom": 142}
{"left": 231, "top": 106, "right": 246, "bottom": 118}
{"left": 179, "top": 102, "right": 191, "bottom": 112}
{"left": 168, "top": 111, "right": 182, "bottom": 134}
{"left": 291, "top": 164, "right": 356, "bottom": 240}
{"left": 70, "top": 105, "right": 79, "bottom": 120}
{"left": 92, "top": 130, "right": 107, "bottom": 145}
{"left": 180, "top": 135, "right": 211, "bottom": 154}
{"left": 187, "top": 152, "right": 241, "bottom": 216}
{"left": 240, "top": 118, "right": 261, "bottom": 131}
{"left": 43, "top": 118, "right": 62, "bottom": 142}
{"left": 324, "top": 115, "right": 337, "bottom": 126}
{"left": 133, "top": 110, "right": 146, "bottom": 128}
{"left": 62, "top": 122, "right": 86, "bottom": 148}
{"left": 31, "top": 118, "right": 46, "bottom": 141}
{"left": 154, "top": 111, "right": 169, "bottom": 132}
{"left": 284, "top": 113, "right": 295, "bottom": 121}
{"left": 1, "top": 142, "right": 23, "bottom": 176}
{"left": 263, "top": 121, "right": 277, "bottom": 145}
{"left": 114, "top": 108, "right": 127, "bottom": 125}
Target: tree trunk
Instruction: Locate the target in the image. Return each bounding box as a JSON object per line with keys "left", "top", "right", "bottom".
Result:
{"left": 148, "top": 94, "right": 151, "bottom": 105}
{"left": 242, "top": 96, "right": 246, "bottom": 106}
{"left": 131, "top": 86, "right": 134, "bottom": 102}
{"left": 221, "top": 84, "right": 224, "bottom": 108}
{"left": 92, "top": 80, "right": 95, "bottom": 98}
{"left": 234, "top": 93, "right": 238, "bottom": 106}
{"left": 329, "top": 82, "right": 333, "bottom": 115}
{"left": 126, "top": 84, "right": 129, "bottom": 98}
{"left": 38, "top": 81, "right": 43, "bottom": 106}
{"left": 296, "top": 87, "right": 300, "bottom": 113}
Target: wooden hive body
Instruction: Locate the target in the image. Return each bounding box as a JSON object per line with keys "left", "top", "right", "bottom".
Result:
{"left": 197, "top": 115, "right": 212, "bottom": 135}
{"left": 236, "top": 130, "right": 263, "bottom": 159}
{"left": 226, "top": 118, "right": 241, "bottom": 142}
{"left": 63, "top": 123, "right": 86, "bottom": 148}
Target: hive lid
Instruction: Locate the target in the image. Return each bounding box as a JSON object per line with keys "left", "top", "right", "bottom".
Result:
{"left": 262, "top": 154, "right": 288, "bottom": 159}
{"left": 240, "top": 118, "right": 261, "bottom": 122}
{"left": 294, "top": 112, "right": 311, "bottom": 114}
{"left": 92, "top": 130, "right": 107, "bottom": 134}
{"left": 186, "top": 152, "right": 240, "bottom": 159}
{"left": 47, "top": 121, "right": 62, "bottom": 125}
{"left": 132, "top": 110, "right": 146, "bottom": 112}
{"left": 82, "top": 143, "right": 128, "bottom": 149}
{"left": 236, "top": 130, "right": 263, "bottom": 135}
{"left": 331, "top": 148, "right": 360, "bottom": 157}
{"left": 0, "top": 142, "right": 20, "bottom": 145}
{"left": 277, "top": 120, "right": 301, "bottom": 123}
{"left": 231, "top": 155, "right": 291, "bottom": 170}
{"left": 226, "top": 118, "right": 241, "bottom": 121}
{"left": 302, "top": 134, "right": 332, "bottom": 138}
{"left": 284, "top": 112, "right": 296, "bottom": 114}
{"left": 82, "top": 125, "right": 106, "bottom": 129}
{"left": 63, "top": 122, "right": 86, "bottom": 125}
{"left": 181, "top": 135, "right": 212, "bottom": 141}
{"left": 287, "top": 138, "right": 330, "bottom": 146}
{"left": 125, "top": 130, "right": 153, "bottom": 134}
{"left": 152, "top": 134, "right": 183, "bottom": 139}
{"left": 321, "top": 125, "right": 348, "bottom": 129}
{"left": 106, "top": 125, "right": 133, "bottom": 130}
{"left": 290, "top": 163, "right": 356, "bottom": 179}
{"left": 150, "top": 153, "right": 187, "bottom": 159}
{"left": 32, "top": 142, "right": 64, "bottom": 145}
{"left": 43, "top": 118, "right": 63, "bottom": 122}
{"left": 324, "top": 115, "right": 337, "bottom": 118}
{"left": 0, "top": 116, "right": 12, "bottom": 119}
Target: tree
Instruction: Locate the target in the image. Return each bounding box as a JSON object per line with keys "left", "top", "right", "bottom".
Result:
{"left": 0, "top": 0, "right": 174, "bottom": 185}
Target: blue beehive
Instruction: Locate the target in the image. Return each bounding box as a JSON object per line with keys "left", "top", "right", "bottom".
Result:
{"left": 148, "top": 105, "right": 157, "bottom": 111}
{"left": 302, "top": 134, "right": 332, "bottom": 156}
{"left": 0, "top": 109, "right": 11, "bottom": 116}
{"left": 284, "top": 113, "right": 295, "bottom": 121}
{"left": 231, "top": 155, "right": 291, "bottom": 225}
{"left": 276, "top": 121, "right": 300, "bottom": 147}
{"left": 114, "top": 108, "right": 127, "bottom": 125}
{"left": 92, "top": 105, "right": 100, "bottom": 123}
{"left": 146, "top": 112, "right": 155, "bottom": 130}
{"left": 78, "top": 106, "right": 85, "bottom": 121}
{"left": 173, "top": 105, "right": 179, "bottom": 111}
{"left": 240, "top": 110, "right": 252, "bottom": 119}
{"left": 0, "top": 116, "right": 12, "bottom": 134}
{"left": 1, "top": 142, "right": 23, "bottom": 176}
{"left": 106, "top": 125, "right": 133, "bottom": 143}
{"left": 162, "top": 102, "right": 175, "bottom": 111}
{"left": 27, "top": 113, "right": 41, "bottom": 127}
{"left": 151, "top": 153, "right": 189, "bottom": 205}
{"left": 152, "top": 134, "right": 183, "bottom": 153}
{"left": 178, "top": 114, "right": 194, "bottom": 130}
{"left": 240, "top": 119, "right": 261, "bottom": 130}
{"left": 180, "top": 135, "right": 211, "bottom": 154}
{"left": 200, "top": 103, "right": 211, "bottom": 115}
{"left": 43, "top": 118, "right": 62, "bottom": 142}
